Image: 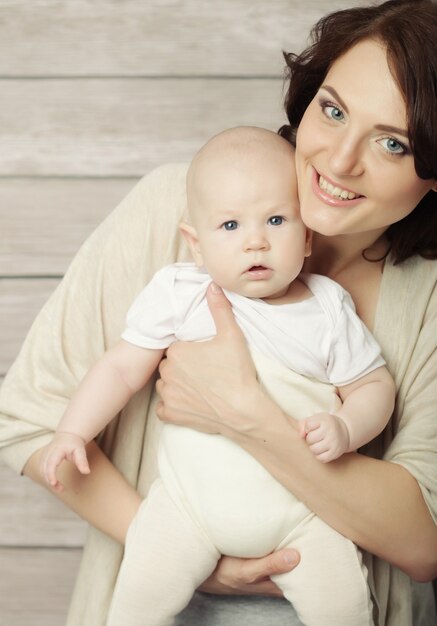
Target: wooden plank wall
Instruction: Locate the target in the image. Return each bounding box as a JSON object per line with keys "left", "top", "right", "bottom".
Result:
{"left": 0, "top": 1, "right": 373, "bottom": 624}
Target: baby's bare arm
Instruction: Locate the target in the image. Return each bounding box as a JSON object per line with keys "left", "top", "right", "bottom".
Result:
{"left": 59, "top": 340, "right": 163, "bottom": 441}
{"left": 41, "top": 340, "right": 163, "bottom": 489}
{"left": 335, "top": 365, "right": 395, "bottom": 451}
{"left": 301, "top": 366, "right": 395, "bottom": 462}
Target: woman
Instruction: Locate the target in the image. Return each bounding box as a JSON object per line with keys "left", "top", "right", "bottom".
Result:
{"left": 0, "top": 1, "right": 435, "bottom": 625}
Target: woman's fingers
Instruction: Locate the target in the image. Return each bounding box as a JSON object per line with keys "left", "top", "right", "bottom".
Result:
{"left": 242, "top": 548, "right": 300, "bottom": 582}
{"left": 199, "top": 549, "right": 300, "bottom": 596}
{"left": 155, "top": 282, "right": 260, "bottom": 434}
{"left": 206, "top": 282, "right": 244, "bottom": 339}
{"left": 206, "top": 283, "right": 257, "bottom": 382}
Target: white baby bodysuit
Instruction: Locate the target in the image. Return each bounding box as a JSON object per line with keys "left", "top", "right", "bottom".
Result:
{"left": 121, "top": 262, "right": 384, "bottom": 555}
{"left": 123, "top": 262, "right": 384, "bottom": 386}
{"left": 108, "top": 262, "right": 377, "bottom": 626}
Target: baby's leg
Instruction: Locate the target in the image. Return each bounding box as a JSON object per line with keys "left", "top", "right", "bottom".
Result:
{"left": 107, "top": 479, "right": 220, "bottom": 626}
{"left": 271, "top": 514, "right": 373, "bottom": 626}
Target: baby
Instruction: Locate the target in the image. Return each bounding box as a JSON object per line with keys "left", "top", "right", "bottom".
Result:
{"left": 40, "top": 127, "right": 394, "bottom": 626}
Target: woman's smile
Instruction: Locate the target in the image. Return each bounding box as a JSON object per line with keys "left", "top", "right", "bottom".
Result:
{"left": 312, "top": 168, "right": 364, "bottom": 207}
{"left": 318, "top": 173, "right": 361, "bottom": 201}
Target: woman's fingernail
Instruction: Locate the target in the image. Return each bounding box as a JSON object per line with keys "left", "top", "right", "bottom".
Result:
{"left": 283, "top": 550, "right": 298, "bottom": 565}
{"left": 210, "top": 282, "right": 221, "bottom": 293}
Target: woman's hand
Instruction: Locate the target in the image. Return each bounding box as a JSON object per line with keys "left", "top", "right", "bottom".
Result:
{"left": 155, "top": 282, "right": 266, "bottom": 439}
{"left": 198, "top": 549, "right": 300, "bottom": 596}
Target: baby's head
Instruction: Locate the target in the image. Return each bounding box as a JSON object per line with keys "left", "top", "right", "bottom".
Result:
{"left": 181, "top": 126, "right": 311, "bottom": 300}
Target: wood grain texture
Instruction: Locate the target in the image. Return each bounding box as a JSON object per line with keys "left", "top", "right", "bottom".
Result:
{"left": 0, "top": 463, "right": 87, "bottom": 548}
{"left": 0, "top": 78, "right": 286, "bottom": 176}
{"left": 0, "top": 0, "right": 366, "bottom": 77}
{"left": 0, "top": 547, "right": 82, "bottom": 626}
{"left": 0, "top": 178, "right": 137, "bottom": 276}
{"left": 0, "top": 278, "right": 60, "bottom": 375}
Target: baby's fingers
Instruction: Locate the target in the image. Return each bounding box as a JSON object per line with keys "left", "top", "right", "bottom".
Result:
{"left": 300, "top": 418, "right": 318, "bottom": 439}
{"left": 298, "top": 420, "right": 307, "bottom": 439}
{"left": 308, "top": 440, "right": 331, "bottom": 459}
{"left": 44, "top": 450, "right": 66, "bottom": 490}
{"left": 49, "top": 478, "right": 65, "bottom": 493}
{"left": 304, "top": 425, "right": 325, "bottom": 445}
{"left": 313, "top": 449, "right": 337, "bottom": 464}
{"left": 72, "top": 447, "right": 91, "bottom": 475}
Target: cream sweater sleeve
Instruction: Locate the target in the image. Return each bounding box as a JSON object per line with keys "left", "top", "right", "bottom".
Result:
{"left": 0, "top": 163, "right": 190, "bottom": 473}
{"left": 372, "top": 255, "right": 437, "bottom": 523}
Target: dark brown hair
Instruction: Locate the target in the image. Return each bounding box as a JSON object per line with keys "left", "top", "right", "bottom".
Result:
{"left": 278, "top": 0, "right": 437, "bottom": 264}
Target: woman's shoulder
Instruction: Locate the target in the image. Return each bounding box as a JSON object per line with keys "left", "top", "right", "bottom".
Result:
{"left": 375, "top": 255, "right": 436, "bottom": 387}
{"left": 96, "top": 162, "right": 190, "bottom": 263}
{"left": 384, "top": 254, "right": 437, "bottom": 284}
{"left": 89, "top": 162, "right": 190, "bottom": 242}
{"left": 380, "top": 254, "right": 436, "bottom": 311}
{"left": 379, "top": 254, "right": 436, "bottom": 314}
{"left": 137, "top": 162, "right": 189, "bottom": 191}
{"left": 132, "top": 162, "right": 190, "bottom": 213}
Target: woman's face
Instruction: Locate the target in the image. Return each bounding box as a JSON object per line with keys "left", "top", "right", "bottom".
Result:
{"left": 295, "top": 38, "right": 436, "bottom": 238}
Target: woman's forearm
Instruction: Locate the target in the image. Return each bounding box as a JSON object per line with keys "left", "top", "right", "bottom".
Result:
{"left": 232, "top": 392, "right": 437, "bottom": 582}
{"left": 23, "top": 440, "right": 141, "bottom": 543}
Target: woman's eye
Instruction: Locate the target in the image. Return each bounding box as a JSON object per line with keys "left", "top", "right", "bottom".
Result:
{"left": 268, "top": 216, "right": 284, "bottom": 226}
{"left": 378, "top": 137, "right": 406, "bottom": 155}
{"left": 323, "top": 103, "right": 345, "bottom": 122}
{"left": 222, "top": 220, "right": 238, "bottom": 231}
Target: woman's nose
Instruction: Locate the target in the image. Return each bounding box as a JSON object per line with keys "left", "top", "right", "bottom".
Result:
{"left": 328, "top": 134, "right": 364, "bottom": 177}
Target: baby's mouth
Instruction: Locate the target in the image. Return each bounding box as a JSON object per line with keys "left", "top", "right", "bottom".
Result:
{"left": 318, "top": 175, "right": 362, "bottom": 201}
{"left": 244, "top": 265, "right": 273, "bottom": 280}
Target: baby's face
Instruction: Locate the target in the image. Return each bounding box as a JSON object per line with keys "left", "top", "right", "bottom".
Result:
{"left": 185, "top": 148, "right": 310, "bottom": 300}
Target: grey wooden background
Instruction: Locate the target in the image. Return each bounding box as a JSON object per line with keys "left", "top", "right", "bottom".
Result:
{"left": 0, "top": 1, "right": 371, "bottom": 624}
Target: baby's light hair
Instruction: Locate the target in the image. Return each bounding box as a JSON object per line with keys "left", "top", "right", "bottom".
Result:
{"left": 186, "top": 126, "right": 295, "bottom": 223}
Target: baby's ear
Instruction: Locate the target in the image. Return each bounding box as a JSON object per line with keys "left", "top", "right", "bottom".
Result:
{"left": 179, "top": 222, "right": 203, "bottom": 267}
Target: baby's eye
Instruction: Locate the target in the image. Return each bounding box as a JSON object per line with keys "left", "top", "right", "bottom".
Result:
{"left": 268, "top": 216, "right": 284, "bottom": 226}
{"left": 378, "top": 137, "right": 406, "bottom": 156}
{"left": 222, "top": 220, "right": 238, "bottom": 231}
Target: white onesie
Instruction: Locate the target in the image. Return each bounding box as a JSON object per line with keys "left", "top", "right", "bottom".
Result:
{"left": 108, "top": 263, "right": 382, "bottom": 626}
{"left": 122, "top": 263, "right": 383, "bottom": 386}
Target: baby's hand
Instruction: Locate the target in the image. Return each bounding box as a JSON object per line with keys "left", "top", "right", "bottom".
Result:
{"left": 299, "top": 412, "right": 350, "bottom": 463}
{"left": 40, "top": 432, "right": 90, "bottom": 492}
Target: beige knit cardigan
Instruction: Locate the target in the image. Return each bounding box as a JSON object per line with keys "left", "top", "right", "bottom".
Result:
{"left": 0, "top": 164, "right": 436, "bottom": 625}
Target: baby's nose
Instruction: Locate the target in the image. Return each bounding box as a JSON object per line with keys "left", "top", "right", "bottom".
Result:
{"left": 244, "top": 231, "right": 270, "bottom": 251}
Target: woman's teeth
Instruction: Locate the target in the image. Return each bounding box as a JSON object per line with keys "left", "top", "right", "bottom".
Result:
{"left": 319, "top": 175, "right": 360, "bottom": 200}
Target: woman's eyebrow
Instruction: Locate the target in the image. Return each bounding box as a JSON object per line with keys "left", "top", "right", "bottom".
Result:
{"left": 320, "top": 84, "right": 409, "bottom": 138}
{"left": 319, "top": 85, "right": 349, "bottom": 114}
{"left": 374, "top": 124, "right": 409, "bottom": 138}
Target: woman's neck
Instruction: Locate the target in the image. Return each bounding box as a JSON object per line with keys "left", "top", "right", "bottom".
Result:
{"left": 304, "top": 230, "right": 389, "bottom": 280}
{"left": 303, "top": 231, "right": 389, "bottom": 330}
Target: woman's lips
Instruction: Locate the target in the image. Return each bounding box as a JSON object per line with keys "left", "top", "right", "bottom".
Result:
{"left": 311, "top": 168, "right": 365, "bottom": 207}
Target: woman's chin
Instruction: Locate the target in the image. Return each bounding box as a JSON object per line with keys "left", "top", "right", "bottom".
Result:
{"left": 304, "top": 217, "right": 348, "bottom": 238}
